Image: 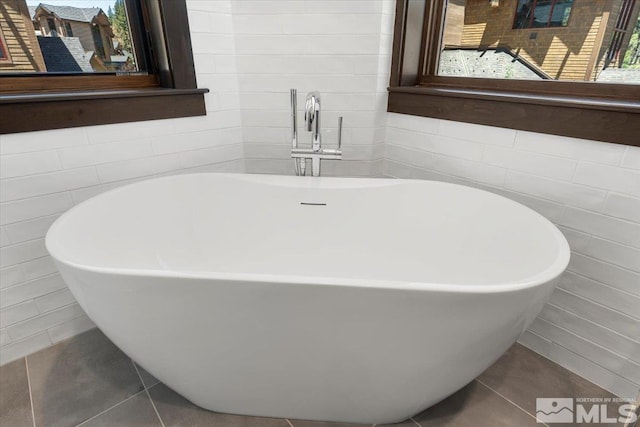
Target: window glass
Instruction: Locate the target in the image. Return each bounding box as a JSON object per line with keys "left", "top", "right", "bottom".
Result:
{"left": 0, "top": 30, "right": 8, "bottom": 60}
{"left": 513, "top": 0, "right": 573, "bottom": 29}
{"left": 0, "top": 0, "right": 139, "bottom": 73}
{"left": 439, "top": 0, "right": 640, "bottom": 83}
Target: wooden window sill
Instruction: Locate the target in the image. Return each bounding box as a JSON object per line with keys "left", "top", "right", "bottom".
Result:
{"left": 0, "top": 88, "right": 209, "bottom": 134}
{"left": 387, "top": 86, "right": 640, "bottom": 146}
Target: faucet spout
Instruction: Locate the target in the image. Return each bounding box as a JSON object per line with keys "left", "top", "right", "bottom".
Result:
{"left": 304, "top": 91, "right": 321, "bottom": 152}
{"left": 291, "top": 90, "right": 341, "bottom": 177}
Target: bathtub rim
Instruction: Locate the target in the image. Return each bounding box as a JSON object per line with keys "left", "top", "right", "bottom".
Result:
{"left": 45, "top": 173, "right": 571, "bottom": 294}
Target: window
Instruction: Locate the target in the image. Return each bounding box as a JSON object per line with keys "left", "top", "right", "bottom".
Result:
{"left": 513, "top": 0, "right": 574, "bottom": 29}
{"left": 91, "top": 24, "right": 105, "bottom": 58}
{"left": 0, "top": 0, "right": 207, "bottom": 134}
{"left": 389, "top": 0, "right": 640, "bottom": 146}
{"left": 47, "top": 17, "right": 57, "bottom": 36}
{"left": 0, "top": 27, "right": 10, "bottom": 63}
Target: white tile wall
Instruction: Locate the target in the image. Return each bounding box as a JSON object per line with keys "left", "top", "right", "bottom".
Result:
{"left": 233, "top": 0, "right": 394, "bottom": 177}
{"left": 0, "top": 0, "right": 637, "bottom": 404}
{"left": 384, "top": 114, "right": 640, "bottom": 398}
{"left": 0, "top": 0, "right": 244, "bottom": 364}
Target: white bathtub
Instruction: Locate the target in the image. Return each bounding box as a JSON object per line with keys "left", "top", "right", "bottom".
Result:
{"left": 46, "top": 173, "right": 570, "bottom": 424}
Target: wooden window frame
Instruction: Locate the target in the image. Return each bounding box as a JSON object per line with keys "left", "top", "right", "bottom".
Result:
{"left": 0, "top": 0, "right": 208, "bottom": 134}
{"left": 0, "top": 25, "right": 12, "bottom": 64}
{"left": 388, "top": 0, "right": 640, "bottom": 147}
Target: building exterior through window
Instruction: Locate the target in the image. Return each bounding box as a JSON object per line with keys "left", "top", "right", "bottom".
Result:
{"left": 0, "top": 0, "right": 137, "bottom": 73}
{"left": 441, "top": 0, "right": 640, "bottom": 82}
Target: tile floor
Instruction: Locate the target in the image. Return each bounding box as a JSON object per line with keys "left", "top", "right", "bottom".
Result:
{"left": 0, "top": 328, "right": 632, "bottom": 427}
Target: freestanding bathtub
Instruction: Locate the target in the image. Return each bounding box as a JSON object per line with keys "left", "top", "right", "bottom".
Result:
{"left": 46, "top": 173, "right": 570, "bottom": 424}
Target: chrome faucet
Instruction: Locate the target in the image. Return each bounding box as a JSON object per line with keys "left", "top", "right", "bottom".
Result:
{"left": 290, "top": 89, "right": 342, "bottom": 177}
{"left": 305, "top": 91, "right": 321, "bottom": 152}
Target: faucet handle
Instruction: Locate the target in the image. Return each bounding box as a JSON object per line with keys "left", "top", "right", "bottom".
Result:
{"left": 337, "top": 116, "right": 343, "bottom": 150}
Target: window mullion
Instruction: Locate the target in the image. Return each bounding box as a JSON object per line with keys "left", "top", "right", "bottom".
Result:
{"left": 548, "top": 0, "right": 557, "bottom": 28}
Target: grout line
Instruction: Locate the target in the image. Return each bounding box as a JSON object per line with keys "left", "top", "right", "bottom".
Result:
{"left": 52, "top": 150, "right": 63, "bottom": 175}
{"left": 24, "top": 356, "right": 37, "bottom": 427}
{"left": 132, "top": 361, "right": 165, "bottom": 427}
{"left": 0, "top": 272, "right": 60, "bottom": 295}
{"left": 618, "top": 148, "right": 628, "bottom": 168}
{"left": 75, "top": 390, "right": 146, "bottom": 427}
{"left": 566, "top": 268, "right": 640, "bottom": 300}
{"left": 474, "top": 379, "right": 548, "bottom": 426}
{"left": 385, "top": 142, "right": 495, "bottom": 170}
{"left": 1, "top": 213, "right": 62, "bottom": 232}
{"left": 0, "top": 254, "right": 51, "bottom": 272}
{"left": 543, "top": 341, "right": 640, "bottom": 392}
{"left": 2, "top": 159, "right": 189, "bottom": 205}
{"left": 569, "top": 157, "right": 580, "bottom": 181}
{"left": 145, "top": 386, "right": 166, "bottom": 427}
{"left": 0, "top": 192, "right": 76, "bottom": 218}
{"left": 2, "top": 304, "right": 85, "bottom": 344}
{"left": 131, "top": 360, "right": 150, "bottom": 389}
{"left": 545, "top": 301, "right": 640, "bottom": 347}
{"left": 559, "top": 224, "right": 640, "bottom": 251}
{"left": 531, "top": 318, "right": 640, "bottom": 368}
{"left": 570, "top": 251, "right": 640, "bottom": 275}
{"left": 383, "top": 156, "right": 502, "bottom": 188}
{"left": 553, "top": 287, "right": 640, "bottom": 329}
{"left": 409, "top": 417, "right": 422, "bottom": 426}
{"left": 386, "top": 148, "right": 640, "bottom": 222}
{"left": 0, "top": 164, "right": 98, "bottom": 183}
{"left": 555, "top": 281, "right": 640, "bottom": 321}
